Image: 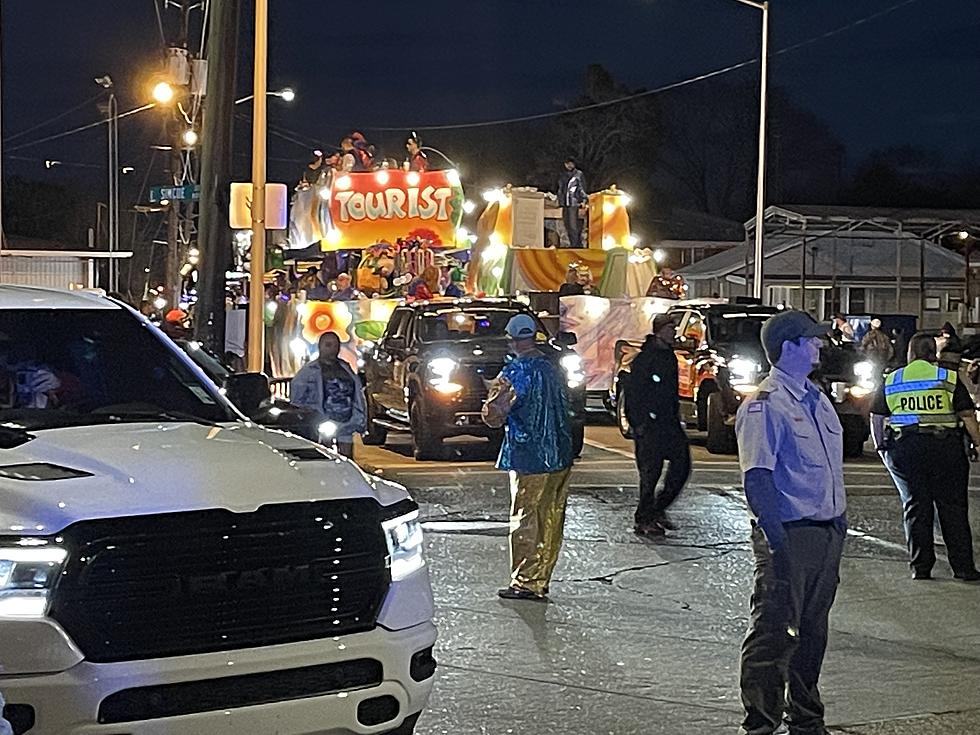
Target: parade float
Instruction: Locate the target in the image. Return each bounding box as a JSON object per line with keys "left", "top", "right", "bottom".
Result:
{"left": 260, "top": 167, "right": 470, "bottom": 377}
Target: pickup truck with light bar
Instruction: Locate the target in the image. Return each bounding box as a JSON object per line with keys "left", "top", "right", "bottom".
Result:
{"left": 0, "top": 286, "right": 435, "bottom": 735}
{"left": 610, "top": 301, "right": 874, "bottom": 456}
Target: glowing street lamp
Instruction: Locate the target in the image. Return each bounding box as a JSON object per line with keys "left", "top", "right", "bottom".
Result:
{"left": 152, "top": 81, "right": 175, "bottom": 105}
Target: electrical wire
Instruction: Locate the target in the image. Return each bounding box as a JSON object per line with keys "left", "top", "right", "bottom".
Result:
{"left": 5, "top": 104, "right": 157, "bottom": 153}
{"left": 2, "top": 93, "right": 105, "bottom": 144}
{"left": 364, "top": 0, "right": 924, "bottom": 132}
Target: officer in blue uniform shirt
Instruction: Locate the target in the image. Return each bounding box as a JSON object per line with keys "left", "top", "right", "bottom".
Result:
{"left": 870, "top": 331, "right": 980, "bottom": 582}
{"left": 735, "top": 310, "right": 847, "bottom": 735}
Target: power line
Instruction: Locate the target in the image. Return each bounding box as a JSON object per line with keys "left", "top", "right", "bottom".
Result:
{"left": 2, "top": 93, "right": 104, "bottom": 144}
{"left": 5, "top": 104, "right": 156, "bottom": 153}
{"left": 362, "top": 0, "right": 923, "bottom": 132}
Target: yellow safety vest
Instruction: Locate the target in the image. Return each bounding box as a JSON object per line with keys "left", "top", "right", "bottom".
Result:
{"left": 884, "top": 360, "right": 959, "bottom": 429}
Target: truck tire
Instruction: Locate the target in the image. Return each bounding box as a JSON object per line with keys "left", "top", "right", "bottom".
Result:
{"left": 841, "top": 414, "right": 868, "bottom": 458}
{"left": 571, "top": 423, "right": 585, "bottom": 458}
{"left": 410, "top": 399, "right": 443, "bottom": 461}
{"left": 361, "top": 391, "right": 387, "bottom": 446}
{"left": 616, "top": 378, "right": 632, "bottom": 439}
{"left": 706, "top": 391, "right": 737, "bottom": 455}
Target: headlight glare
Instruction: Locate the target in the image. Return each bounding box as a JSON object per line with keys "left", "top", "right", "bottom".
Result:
{"left": 318, "top": 420, "right": 338, "bottom": 438}
{"left": 427, "top": 358, "right": 461, "bottom": 394}
{"left": 0, "top": 544, "right": 67, "bottom": 618}
{"left": 728, "top": 358, "right": 761, "bottom": 386}
{"left": 382, "top": 510, "right": 425, "bottom": 581}
{"left": 560, "top": 353, "right": 585, "bottom": 389}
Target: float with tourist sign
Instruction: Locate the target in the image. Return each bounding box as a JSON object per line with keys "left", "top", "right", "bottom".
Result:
{"left": 289, "top": 169, "right": 466, "bottom": 251}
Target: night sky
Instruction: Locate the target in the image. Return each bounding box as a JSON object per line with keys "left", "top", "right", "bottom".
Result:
{"left": 2, "top": 0, "right": 979, "bottom": 197}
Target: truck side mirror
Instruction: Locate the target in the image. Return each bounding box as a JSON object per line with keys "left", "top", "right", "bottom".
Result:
{"left": 225, "top": 372, "right": 272, "bottom": 418}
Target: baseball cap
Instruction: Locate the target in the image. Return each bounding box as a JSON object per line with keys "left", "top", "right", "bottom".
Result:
{"left": 651, "top": 313, "right": 674, "bottom": 333}
{"left": 505, "top": 314, "right": 537, "bottom": 339}
{"left": 760, "top": 310, "right": 829, "bottom": 363}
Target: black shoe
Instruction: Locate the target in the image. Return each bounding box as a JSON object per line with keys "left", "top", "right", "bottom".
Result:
{"left": 953, "top": 569, "right": 980, "bottom": 582}
{"left": 497, "top": 586, "right": 547, "bottom": 601}
{"left": 634, "top": 521, "right": 665, "bottom": 536}
{"left": 654, "top": 513, "right": 677, "bottom": 531}
{"left": 912, "top": 569, "right": 932, "bottom": 580}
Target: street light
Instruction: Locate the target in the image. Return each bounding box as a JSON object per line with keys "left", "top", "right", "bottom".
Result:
{"left": 152, "top": 81, "right": 175, "bottom": 105}
{"left": 181, "top": 129, "right": 199, "bottom": 147}
{"left": 731, "top": 0, "right": 769, "bottom": 301}
{"left": 234, "top": 88, "right": 295, "bottom": 105}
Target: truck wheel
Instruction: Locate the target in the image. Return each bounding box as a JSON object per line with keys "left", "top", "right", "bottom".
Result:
{"left": 841, "top": 415, "right": 867, "bottom": 458}
{"left": 571, "top": 423, "right": 585, "bottom": 458}
{"left": 410, "top": 400, "right": 443, "bottom": 461}
{"left": 706, "top": 391, "right": 736, "bottom": 455}
{"left": 616, "top": 380, "right": 632, "bottom": 438}
{"left": 361, "top": 391, "right": 387, "bottom": 446}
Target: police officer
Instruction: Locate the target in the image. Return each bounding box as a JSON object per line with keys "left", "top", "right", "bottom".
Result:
{"left": 735, "top": 310, "right": 847, "bottom": 735}
{"left": 870, "top": 332, "right": 980, "bottom": 582}
{"left": 625, "top": 312, "right": 691, "bottom": 535}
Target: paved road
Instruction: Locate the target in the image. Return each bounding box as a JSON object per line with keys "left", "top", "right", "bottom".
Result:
{"left": 356, "top": 425, "right": 980, "bottom": 734}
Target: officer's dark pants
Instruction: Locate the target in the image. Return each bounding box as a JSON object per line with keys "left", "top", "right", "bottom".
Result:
{"left": 885, "top": 432, "right": 976, "bottom": 575}
{"left": 739, "top": 522, "right": 845, "bottom": 735}
{"left": 562, "top": 206, "right": 582, "bottom": 248}
{"left": 634, "top": 428, "right": 691, "bottom": 524}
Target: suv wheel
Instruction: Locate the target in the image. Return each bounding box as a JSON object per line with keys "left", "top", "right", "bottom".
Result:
{"left": 706, "top": 391, "right": 737, "bottom": 454}
{"left": 361, "top": 390, "right": 387, "bottom": 446}
{"left": 571, "top": 423, "right": 585, "bottom": 458}
{"left": 410, "top": 399, "right": 443, "bottom": 461}
{"left": 616, "top": 378, "right": 632, "bottom": 439}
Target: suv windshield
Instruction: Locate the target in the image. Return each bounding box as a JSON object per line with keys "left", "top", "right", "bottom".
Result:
{"left": 417, "top": 308, "right": 545, "bottom": 342}
{"left": 0, "top": 309, "right": 234, "bottom": 430}
{"left": 708, "top": 312, "right": 774, "bottom": 345}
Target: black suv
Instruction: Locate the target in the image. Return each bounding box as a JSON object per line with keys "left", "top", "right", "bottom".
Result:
{"left": 361, "top": 299, "right": 586, "bottom": 460}
{"left": 611, "top": 302, "right": 873, "bottom": 456}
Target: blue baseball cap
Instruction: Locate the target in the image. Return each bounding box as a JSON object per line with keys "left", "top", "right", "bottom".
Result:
{"left": 505, "top": 314, "right": 537, "bottom": 339}
{"left": 760, "top": 310, "right": 830, "bottom": 363}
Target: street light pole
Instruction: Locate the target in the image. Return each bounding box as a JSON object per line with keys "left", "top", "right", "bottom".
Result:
{"left": 733, "top": 0, "right": 769, "bottom": 301}
{"left": 246, "top": 0, "right": 268, "bottom": 372}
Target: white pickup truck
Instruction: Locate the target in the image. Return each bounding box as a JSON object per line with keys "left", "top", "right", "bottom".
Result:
{"left": 0, "top": 286, "right": 435, "bottom": 734}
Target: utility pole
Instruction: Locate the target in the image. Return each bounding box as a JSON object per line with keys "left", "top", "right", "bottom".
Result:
{"left": 195, "top": 0, "right": 240, "bottom": 353}
{"left": 246, "top": 0, "right": 268, "bottom": 372}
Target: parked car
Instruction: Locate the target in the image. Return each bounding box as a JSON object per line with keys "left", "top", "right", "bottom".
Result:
{"left": 176, "top": 338, "right": 321, "bottom": 442}
{"left": 611, "top": 301, "right": 875, "bottom": 456}
{"left": 361, "top": 298, "right": 586, "bottom": 460}
{"left": 0, "top": 286, "right": 436, "bottom": 735}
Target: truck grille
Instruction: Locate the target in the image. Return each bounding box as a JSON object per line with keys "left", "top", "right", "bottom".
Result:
{"left": 49, "top": 499, "right": 390, "bottom": 663}
{"left": 455, "top": 362, "right": 503, "bottom": 412}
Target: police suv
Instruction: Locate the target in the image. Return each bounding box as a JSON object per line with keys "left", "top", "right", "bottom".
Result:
{"left": 0, "top": 286, "right": 435, "bottom": 734}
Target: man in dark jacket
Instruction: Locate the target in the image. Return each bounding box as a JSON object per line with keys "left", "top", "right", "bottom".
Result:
{"left": 625, "top": 313, "right": 691, "bottom": 534}
{"left": 557, "top": 158, "right": 587, "bottom": 248}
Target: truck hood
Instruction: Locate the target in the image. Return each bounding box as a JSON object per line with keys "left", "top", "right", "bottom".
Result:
{"left": 0, "top": 422, "right": 408, "bottom": 535}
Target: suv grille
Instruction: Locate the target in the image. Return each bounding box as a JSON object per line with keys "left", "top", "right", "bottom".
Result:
{"left": 49, "top": 499, "right": 390, "bottom": 663}
{"left": 455, "top": 362, "right": 504, "bottom": 412}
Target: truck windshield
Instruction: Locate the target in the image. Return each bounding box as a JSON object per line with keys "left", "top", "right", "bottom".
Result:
{"left": 0, "top": 309, "right": 234, "bottom": 430}
{"left": 417, "top": 308, "right": 544, "bottom": 342}
{"left": 708, "top": 312, "right": 772, "bottom": 346}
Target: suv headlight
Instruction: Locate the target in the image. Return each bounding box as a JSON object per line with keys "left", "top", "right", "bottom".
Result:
{"left": 0, "top": 543, "right": 68, "bottom": 617}
{"left": 728, "top": 358, "right": 761, "bottom": 388}
{"left": 382, "top": 510, "right": 424, "bottom": 581}
{"left": 849, "top": 359, "right": 877, "bottom": 397}
{"left": 561, "top": 353, "right": 585, "bottom": 389}
{"left": 426, "top": 357, "right": 462, "bottom": 395}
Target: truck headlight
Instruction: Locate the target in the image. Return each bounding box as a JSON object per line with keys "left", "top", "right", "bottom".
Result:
{"left": 382, "top": 510, "right": 425, "bottom": 581}
{"left": 0, "top": 544, "right": 68, "bottom": 618}
{"left": 319, "top": 420, "right": 338, "bottom": 438}
{"left": 427, "top": 357, "right": 462, "bottom": 395}
{"left": 729, "top": 358, "right": 761, "bottom": 387}
{"left": 561, "top": 354, "right": 585, "bottom": 389}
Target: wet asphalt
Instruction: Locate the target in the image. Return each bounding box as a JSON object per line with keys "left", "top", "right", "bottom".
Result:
{"left": 357, "top": 423, "right": 980, "bottom": 735}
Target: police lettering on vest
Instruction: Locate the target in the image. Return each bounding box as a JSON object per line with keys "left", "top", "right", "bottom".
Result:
{"left": 883, "top": 360, "right": 959, "bottom": 429}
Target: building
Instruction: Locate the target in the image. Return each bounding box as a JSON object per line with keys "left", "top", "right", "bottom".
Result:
{"left": 0, "top": 235, "right": 132, "bottom": 290}
{"left": 678, "top": 205, "right": 979, "bottom": 328}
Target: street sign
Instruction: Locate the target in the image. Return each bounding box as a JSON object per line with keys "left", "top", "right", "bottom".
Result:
{"left": 150, "top": 184, "right": 200, "bottom": 204}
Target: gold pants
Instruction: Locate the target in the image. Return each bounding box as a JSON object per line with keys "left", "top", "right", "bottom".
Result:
{"left": 508, "top": 468, "right": 572, "bottom": 595}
